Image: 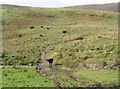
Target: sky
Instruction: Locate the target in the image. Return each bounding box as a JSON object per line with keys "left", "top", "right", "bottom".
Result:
{"left": 1, "top": 0, "right": 119, "bottom": 8}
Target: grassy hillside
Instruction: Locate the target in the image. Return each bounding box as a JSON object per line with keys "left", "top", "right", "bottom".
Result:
{"left": 65, "top": 3, "right": 119, "bottom": 12}
{"left": 1, "top": 4, "right": 119, "bottom": 88}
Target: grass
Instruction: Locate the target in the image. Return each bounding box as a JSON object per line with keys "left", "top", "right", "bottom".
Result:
{"left": 0, "top": 66, "right": 2, "bottom": 88}
{"left": 1, "top": 4, "right": 119, "bottom": 87}
{"left": 56, "top": 75, "right": 84, "bottom": 87}
{"left": 2, "top": 66, "right": 58, "bottom": 88}
{"left": 2, "top": 65, "right": 119, "bottom": 88}
{"left": 74, "top": 69, "right": 118, "bottom": 86}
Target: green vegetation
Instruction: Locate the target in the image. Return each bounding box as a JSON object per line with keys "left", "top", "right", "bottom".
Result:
{"left": 1, "top": 4, "right": 119, "bottom": 88}
{"left": 2, "top": 66, "right": 58, "bottom": 88}
{"left": 0, "top": 66, "right": 2, "bottom": 89}
{"left": 74, "top": 69, "right": 118, "bottom": 86}
{"left": 2, "top": 5, "right": 118, "bottom": 66}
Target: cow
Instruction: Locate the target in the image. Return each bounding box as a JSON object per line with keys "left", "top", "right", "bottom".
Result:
{"left": 30, "top": 26, "right": 34, "bottom": 29}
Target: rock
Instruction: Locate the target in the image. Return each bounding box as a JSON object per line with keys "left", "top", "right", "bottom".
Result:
{"left": 91, "top": 83, "right": 103, "bottom": 88}
{"left": 50, "top": 75, "right": 55, "bottom": 79}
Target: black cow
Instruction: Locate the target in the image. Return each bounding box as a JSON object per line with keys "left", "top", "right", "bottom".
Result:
{"left": 30, "top": 27, "right": 34, "bottom": 29}
{"left": 63, "top": 31, "right": 67, "bottom": 34}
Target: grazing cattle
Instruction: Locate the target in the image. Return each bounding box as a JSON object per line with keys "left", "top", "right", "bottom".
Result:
{"left": 47, "top": 58, "right": 53, "bottom": 64}
{"left": 98, "top": 35, "right": 101, "bottom": 38}
{"left": 41, "top": 26, "right": 44, "bottom": 28}
{"left": 47, "top": 58, "right": 53, "bottom": 67}
{"left": 36, "top": 50, "right": 55, "bottom": 74}
{"left": 63, "top": 31, "right": 67, "bottom": 34}
{"left": 19, "top": 35, "right": 22, "bottom": 37}
{"left": 30, "top": 26, "right": 34, "bottom": 29}
{"left": 47, "top": 28, "right": 49, "bottom": 30}
{"left": 40, "top": 35, "right": 43, "bottom": 37}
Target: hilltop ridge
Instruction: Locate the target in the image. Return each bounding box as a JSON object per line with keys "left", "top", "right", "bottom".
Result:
{"left": 65, "top": 3, "right": 119, "bottom": 12}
